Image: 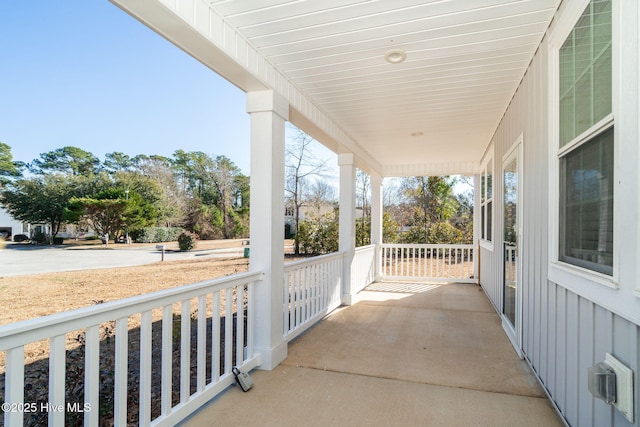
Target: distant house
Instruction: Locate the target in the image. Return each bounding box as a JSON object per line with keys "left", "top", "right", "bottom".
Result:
{"left": 284, "top": 200, "right": 337, "bottom": 232}
{"left": 0, "top": 207, "right": 27, "bottom": 240}
{"left": 0, "top": 208, "right": 82, "bottom": 241}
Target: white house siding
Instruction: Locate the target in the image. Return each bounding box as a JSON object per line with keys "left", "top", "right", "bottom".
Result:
{"left": 478, "top": 246, "right": 499, "bottom": 310}
{"left": 0, "top": 207, "right": 25, "bottom": 239}
{"left": 483, "top": 1, "right": 640, "bottom": 426}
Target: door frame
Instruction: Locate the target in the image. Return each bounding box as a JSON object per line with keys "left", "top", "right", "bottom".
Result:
{"left": 501, "top": 134, "right": 523, "bottom": 358}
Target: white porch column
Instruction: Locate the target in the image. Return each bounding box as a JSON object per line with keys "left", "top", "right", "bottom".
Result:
{"left": 247, "top": 90, "right": 288, "bottom": 370}
{"left": 338, "top": 153, "right": 356, "bottom": 305}
{"left": 473, "top": 174, "right": 481, "bottom": 282}
{"left": 370, "top": 171, "right": 383, "bottom": 281}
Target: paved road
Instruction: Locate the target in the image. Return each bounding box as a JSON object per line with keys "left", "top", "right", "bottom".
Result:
{"left": 0, "top": 243, "right": 246, "bottom": 277}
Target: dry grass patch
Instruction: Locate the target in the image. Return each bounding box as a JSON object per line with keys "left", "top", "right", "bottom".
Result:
{"left": 0, "top": 256, "right": 249, "bottom": 326}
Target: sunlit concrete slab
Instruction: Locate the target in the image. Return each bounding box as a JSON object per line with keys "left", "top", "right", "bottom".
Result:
{"left": 183, "top": 283, "right": 563, "bottom": 426}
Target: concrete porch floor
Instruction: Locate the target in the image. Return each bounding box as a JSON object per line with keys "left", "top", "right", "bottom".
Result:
{"left": 182, "top": 282, "right": 564, "bottom": 427}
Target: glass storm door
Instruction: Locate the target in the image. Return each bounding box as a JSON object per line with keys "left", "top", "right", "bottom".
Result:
{"left": 503, "top": 151, "right": 519, "bottom": 329}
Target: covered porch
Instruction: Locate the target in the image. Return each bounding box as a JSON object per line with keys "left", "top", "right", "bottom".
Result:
{"left": 2, "top": 0, "right": 600, "bottom": 425}
{"left": 0, "top": 243, "right": 554, "bottom": 426}
{"left": 184, "top": 281, "right": 562, "bottom": 427}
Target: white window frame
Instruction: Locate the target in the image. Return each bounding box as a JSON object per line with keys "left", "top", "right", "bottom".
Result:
{"left": 479, "top": 152, "right": 494, "bottom": 251}
{"left": 637, "top": 0, "right": 640, "bottom": 297}
{"left": 548, "top": 0, "right": 619, "bottom": 291}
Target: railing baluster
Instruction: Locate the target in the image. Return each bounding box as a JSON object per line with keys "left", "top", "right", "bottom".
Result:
{"left": 85, "top": 325, "right": 100, "bottom": 427}
{"left": 197, "top": 295, "right": 207, "bottom": 392}
{"left": 296, "top": 269, "right": 302, "bottom": 327}
{"left": 308, "top": 265, "right": 313, "bottom": 320}
{"left": 236, "top": 285, "right": 245, "bottom": 365}
{"left": 311, "top": 265, "right": 316, "bottom": 317}
{"left": 114, "top": 318, "right": 129, "bottom": 425}
{"left": 302, "top": 266, "right": 308, "bottom": 324}
{"left": 5, "top": 346, "right": 24, "bottom": 427}
{"left": 307, "top": 264, "right": 319, "bottom": 320}
{"left": 212, "top": 292, "right": 220, "bottom": 382}
{"left": 288, "top": 272, "right": 295, "bottom": 334}
{"left": 313, "top": 264, "right": 318, "bottom": 317}
{"left": 247, "top": 282, "right": 254, "bottom": 359}
{"left": 49, "top": 334, "right": 66, "bottom": 426}
{"left": 338, "top": 257, "right": 343, "bottom": 304}
{"left": 283, "top": 272, "right": 289, "bottom": 336}
{"left": 161, "top": 305, "right": 172, "bottom": 415}
{"left": 139, "top": 311, "right": 152, "bottom": 427}
{"left": 180, "top": 300, "right": 191, "bottom": 403}
{"left": 224, "top": 288, "right": 233, "bottom": 375}
{"left": 324, "top": 261, "right": 329, "bottom": 308}
{"left": 381, "top": 247, "right": 386, "bottom": 276}
{"left": 445, "top": 247, "right": 450, "bottom": 278}
{"left": 321, "top": 261, "right": 325, "bottom": 310}
{"left": 332, "top": 259, "right": 337, "bottom": 305}
{"left": 308, "top": 265, "right": 314, "bottom": 318}
{"left": 393, "top": 247, "right": 397, "bottom": 277}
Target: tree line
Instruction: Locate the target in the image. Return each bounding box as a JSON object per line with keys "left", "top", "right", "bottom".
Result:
{"left": 281, "top": 128, "right": 472, "bottom": 255}
{"left": 288, "top": 166, "right": 473, "bottom": 255}
{"left": 0, "top": 143, "right": 248, "bottom": 244}
{"left": 1, "top": 140, "right": 473, "bottom": 250}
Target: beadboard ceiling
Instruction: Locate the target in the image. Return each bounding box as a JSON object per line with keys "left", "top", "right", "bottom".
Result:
{"left": 118, "top": 0, "right": 562, "bottom": 173}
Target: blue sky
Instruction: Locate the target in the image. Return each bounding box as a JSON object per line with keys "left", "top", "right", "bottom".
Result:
{"left": 0, "top": 1, "right": 259, "bottom": 173}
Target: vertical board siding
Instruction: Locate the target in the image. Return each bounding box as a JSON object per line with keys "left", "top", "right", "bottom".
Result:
{"left": 482, "top": 6, "right": 640, "bottom": 426}
{"left": 479, "top": 246, "right": 498, "bottom": 311}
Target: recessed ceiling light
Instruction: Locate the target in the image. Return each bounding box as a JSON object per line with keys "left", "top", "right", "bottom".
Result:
{"left": 411, "top": 131, "right": 423, "bottom": 137}
{"left": 385, "top": 49, "right": 406, "bottom": 64}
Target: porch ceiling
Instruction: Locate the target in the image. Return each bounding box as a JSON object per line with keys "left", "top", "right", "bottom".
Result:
{"left": 114, "top": 0, "right": 561, "bottom": 174}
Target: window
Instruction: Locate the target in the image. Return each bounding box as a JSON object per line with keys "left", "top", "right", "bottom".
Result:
{"left": 480, "top": 158, "right": 493, "bottom": 243}
{"left": 558, "top": 0, "right": 613, "bottom": 275}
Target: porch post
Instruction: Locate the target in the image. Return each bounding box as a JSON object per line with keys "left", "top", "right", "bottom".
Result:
{"left": 370, "top": 171, "right": 383, "bottom": 281}
{"left": 473, "top": 174, "right": 481, "bottom": 282}
{"left": 338, "top": 153, "right": 356, "bottom": 305}
{"left": 247, "top": 90, "right": 288, "bottom": 370}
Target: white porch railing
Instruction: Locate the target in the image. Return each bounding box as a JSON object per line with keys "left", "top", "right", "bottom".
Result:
{"left": 352, "top": 245, "right": 376, "bottom": 294}
{"left": 504, "top": 244, "right": 517, "bottom": 285}
{"left": 283, "top": 252, "right": 344, "bottom": 342}
{"left": 381, "top": 244, "right": 476, "bottom": 283}
{"left": 0, "top": 271, "right": 263, "bottom": 427}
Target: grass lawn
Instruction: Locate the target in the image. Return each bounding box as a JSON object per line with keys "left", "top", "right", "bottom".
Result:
{"left": 0, "top": 256, "right": 250, "bottom": 326}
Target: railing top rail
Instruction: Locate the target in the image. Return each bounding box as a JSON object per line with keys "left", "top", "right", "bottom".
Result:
{"left": 284, "top": 251, "right": 345, "bottom": 272}
{"left": 0, "top": 270, "right": 265, "bottom": 350}
{"left": 380, "top": 243, "right": 474, "bottom": 249}
{"left": 355, "top": 244, "right": 376, "bottom": 253}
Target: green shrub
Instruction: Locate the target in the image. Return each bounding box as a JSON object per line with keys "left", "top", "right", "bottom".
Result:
{"left": 177, "top": 231, "right": 198, "bottom": 251}
{"left": 52, "top": 237, "right": 64, "bottom": 245}
{"left": 13, "top": 234, "right": 29, "bottom": 242}
{"left": 296, "top": 211, "right": 338, "bottom": 255}
{"left": 131, "top": 227, "right": 183, "bottom": 243}
{"left": 32, "top": 231, "right": 47, "bottom": 244}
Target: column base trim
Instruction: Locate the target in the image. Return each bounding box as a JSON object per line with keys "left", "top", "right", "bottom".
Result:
{"left": 255, "top": 340, "right": 288, "bottom": 371}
